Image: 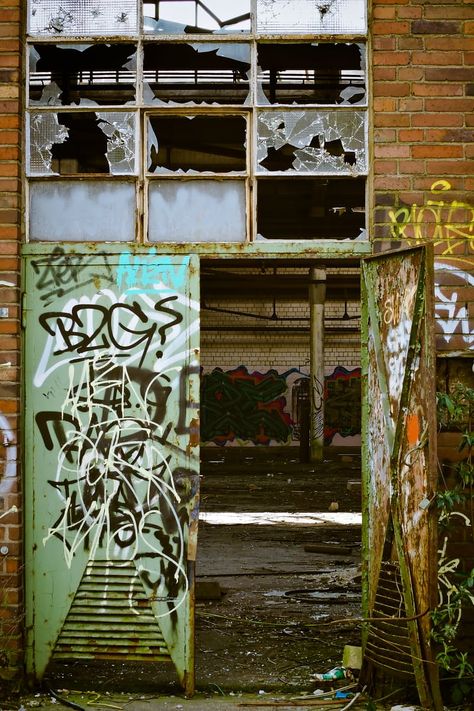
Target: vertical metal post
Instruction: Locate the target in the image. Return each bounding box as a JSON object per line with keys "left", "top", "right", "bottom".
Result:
{"left": 309, "top": 268, "right": 326, "bottom": 462}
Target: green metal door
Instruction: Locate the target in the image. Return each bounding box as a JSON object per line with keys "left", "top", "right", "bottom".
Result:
{"left": 23, "top": 250, "right": 200, "bottom": 694}
{"left": 361, "top": 246, "right": 441, "bottom": 708}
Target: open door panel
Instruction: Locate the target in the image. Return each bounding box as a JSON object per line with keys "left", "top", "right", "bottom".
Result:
{"left": 361, "top": 246, "right": 442, "bottom": 709}
{"left": 24, "top": 251, "right": 200, "bottom": 695}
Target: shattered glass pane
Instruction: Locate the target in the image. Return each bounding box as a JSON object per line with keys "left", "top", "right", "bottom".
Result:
{"left": 257, "top": 43, "right": 366, "bottom": 106}
{"left": 257, "top": 110, "right": 367, "bottom": 174}
{"left": 97, "top": 112, "right": 136, "bottom": 173}
{"left": 28, "top": 0, "right": 138, "bottom": 36}
{"left": 148, "top": 180, "right": 246, "bottom": 242}
{"left": 29, "top": 44, "right": 137, "bottom": 106}
{"left": 257, "top": 0, "right": 366, "bottom": 34}
{"left": 29, "top": 181, "right": 135, "bottom": 241}
{"left": 29, "top": 112, "right": 69, "bottom": 174}
{"left": 147, "top": 115, "right": 246, "bottom": 173}
{"left": 143, "top": 43, "right": 250, "bottom": 105}
{"left": 257, "top": 177, "right": 366, "bottom": 240}
{"left": 144, "top": 0, "right": 250, "bottom": 34}
{"left": 28, "top": 111, "right": 136, "bottom": 175}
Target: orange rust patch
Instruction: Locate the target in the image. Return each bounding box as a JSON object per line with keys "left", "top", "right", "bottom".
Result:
{"left": 189, "top": 418, "right": 200, "bottom": 447}
{"left": 406, "top": 413, "right": 420, "bottom": 447}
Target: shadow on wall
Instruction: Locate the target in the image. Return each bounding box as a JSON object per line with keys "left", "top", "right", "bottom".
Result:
{"left": 200, "top": 365, "right": 361, "bottom": 446}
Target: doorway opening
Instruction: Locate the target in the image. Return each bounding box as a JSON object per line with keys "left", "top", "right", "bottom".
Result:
{"left": 196, "top": 260, "right": 363, "bottom": 691}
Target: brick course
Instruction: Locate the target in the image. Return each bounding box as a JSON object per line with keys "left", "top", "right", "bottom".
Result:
{"left": 0, "top": 0, "right": 22, "bottom": 682}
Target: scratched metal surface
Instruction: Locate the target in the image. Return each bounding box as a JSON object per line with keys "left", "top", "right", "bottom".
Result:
{"left": 23, "top": 252, "right": 200, "bottom": 692}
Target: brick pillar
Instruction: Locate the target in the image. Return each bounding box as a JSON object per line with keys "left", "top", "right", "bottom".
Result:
{"left": 0, "top": 0, "right": 23, "bottom": 682}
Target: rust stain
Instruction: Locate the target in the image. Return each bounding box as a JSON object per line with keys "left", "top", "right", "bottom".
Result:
{"left": 406, "top": 413, "right": 420, "bottom": 447}
{"left": 189, "top": 418, "right": 200, "bottom": 448}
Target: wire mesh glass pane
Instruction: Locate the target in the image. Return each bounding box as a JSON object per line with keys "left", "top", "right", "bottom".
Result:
{"left": 28, "top": 1, "right": 138, "bottom": 36}
{"left": 257, "top": 109, "right": 367, "bottom": 175}
{"left": 256, "top": 0, "right": 366, "bottom": 34}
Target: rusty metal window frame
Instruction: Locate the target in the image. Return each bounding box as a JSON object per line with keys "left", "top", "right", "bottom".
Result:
{"left": 25, "top": 0, "right": 368, "bottom": 245}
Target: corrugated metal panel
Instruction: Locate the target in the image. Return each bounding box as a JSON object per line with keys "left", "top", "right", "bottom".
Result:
{"left": 52, "top": 561, "right": 172, "bottom": 662}
{"left": 364, "top": 562, "right": 413, "bottom": 679}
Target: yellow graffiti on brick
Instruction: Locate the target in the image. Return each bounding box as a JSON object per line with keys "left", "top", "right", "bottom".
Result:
{"left": 388, "top": 180, "right": 474, "bottom": 255}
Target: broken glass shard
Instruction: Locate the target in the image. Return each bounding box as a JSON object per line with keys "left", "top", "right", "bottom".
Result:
{"left": 29, "top": 181, "right": 136, "bottom": 241}
{"left": 29, "top": 112, "right": 69, "bottom": 174}
{"left": 29, "top": 111, "right": 136, "bottom": 174}
{"left": 257, "top": 43, "right": 366, "bottom": 105}
{"left": 28, "top": 0, "right": 138, "bottom": 36}
{"left": 143, "top": 43, "right": 250, "bottom": 105}
{"left": 147, "top": 115, "right": 246, "bottom": 173}
{"left": 144, "top": 0, "right": 250, "bottom": 34}
{"left": 148, "top": 180, "right": 246, "bottom": 242}
{"left": 256, "top": 0, "right": 366, "bottom": 34}
{"left": 97, "top": 112, "right": 136, "bottom": 173}
{"left": 29, "top": 43, "right": 137, "bottom": 106}
{"left": 257, "top": 177, "right": 366, "bottom": 240}
{"left": 257, "top": 110, "right": 367, "bottom": 174}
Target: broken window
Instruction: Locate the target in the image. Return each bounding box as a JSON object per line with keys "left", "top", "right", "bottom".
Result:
{"left": 28, "top": 111, "right": 136, "bottom": 175}
{"left": 256, "top": 177, "right": 366, "bottom": 240}
{"left": 257, "top": 110, "right": 366, "bottom": 174}
{"left": 28, "top": 0, "right": 138, "bottom": 36}
{"left": 144, "top": 0, "right": 250, "bottom": 34}
{"left": 257, "top": 43, "right": 366, "bottom": 106}
{"left": 143, "top": 43, "right": 251, "bottom": 105}
{"left": 256, "top": 0, "right": 366, "bottom": 35}
{"left": 147, "top": 115, "right": 246, "bottom": 173}
{"left": 29, "top": 43, "right": 137, "bottom": 106}
{"left": 148, "top": 180, "right": 246, "bottom": 241}
{"left": 25, "top": 0, "right": 368, "bottom": 246}
{"left": 29, "top": 181, "right": 136, "bottom": 241}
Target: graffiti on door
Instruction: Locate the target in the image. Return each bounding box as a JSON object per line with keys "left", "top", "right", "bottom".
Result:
{"left": 25, "top": 253, "right": 199, "bottom": 682}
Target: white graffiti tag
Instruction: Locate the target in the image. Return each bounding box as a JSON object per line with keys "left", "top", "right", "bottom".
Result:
{"left": 435, "top": 262, "right": 474, "bottom": 347}
{"left": 386, "top": 316, "right": 411, "bottom": 402}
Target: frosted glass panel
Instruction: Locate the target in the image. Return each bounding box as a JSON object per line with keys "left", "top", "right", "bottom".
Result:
{"left": 148, "top": 181, "right": 245, "bottom": 242}
{"left": 257, "top": 0, "right": 366, "bottom": 34}
{"left": 28, "top": 1, "right": 138, "bottom": 36}
{"left": 29, "top": 181, "right": 135, "bottom": 241}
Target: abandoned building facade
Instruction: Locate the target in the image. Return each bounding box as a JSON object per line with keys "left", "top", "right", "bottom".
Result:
{"left": 0, "top": 0, "right": 473, "bottom": 705}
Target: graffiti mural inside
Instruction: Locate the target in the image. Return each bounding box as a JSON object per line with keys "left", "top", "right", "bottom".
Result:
{"left": 201, "top": 365, "right": 361, "bottom": 446}
{"left": 201, "top": 365, "right": 292, "bottom": 446}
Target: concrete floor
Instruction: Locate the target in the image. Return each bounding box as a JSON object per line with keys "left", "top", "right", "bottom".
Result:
{"left": 194, "top": 447, "right": 363, "bottom": 693}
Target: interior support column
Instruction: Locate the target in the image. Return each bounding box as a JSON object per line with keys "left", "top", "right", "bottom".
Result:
{"left": 309, "top": 268, "right": 326, "bottom": 462}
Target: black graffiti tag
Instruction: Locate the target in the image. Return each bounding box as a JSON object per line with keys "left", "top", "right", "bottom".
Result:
{"left": 39, "top": 297, "right": 183, "bottom": 366}
{"left": 32, "top": 247, "right": 115, "bottom": 306}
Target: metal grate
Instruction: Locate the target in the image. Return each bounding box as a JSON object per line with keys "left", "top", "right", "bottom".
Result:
{"left": 52, "top": 560, "right": 172, "bottom": 663}
{"left": 364, "top": 561, "right": 414, "bottom": 679}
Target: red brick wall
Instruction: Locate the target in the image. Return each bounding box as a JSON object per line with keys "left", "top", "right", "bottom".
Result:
{"left": 372, "top": 0, "right": 474, "bottom": 356}
{"left": 0, "top": 0, "right": 22, "bottom": 682}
